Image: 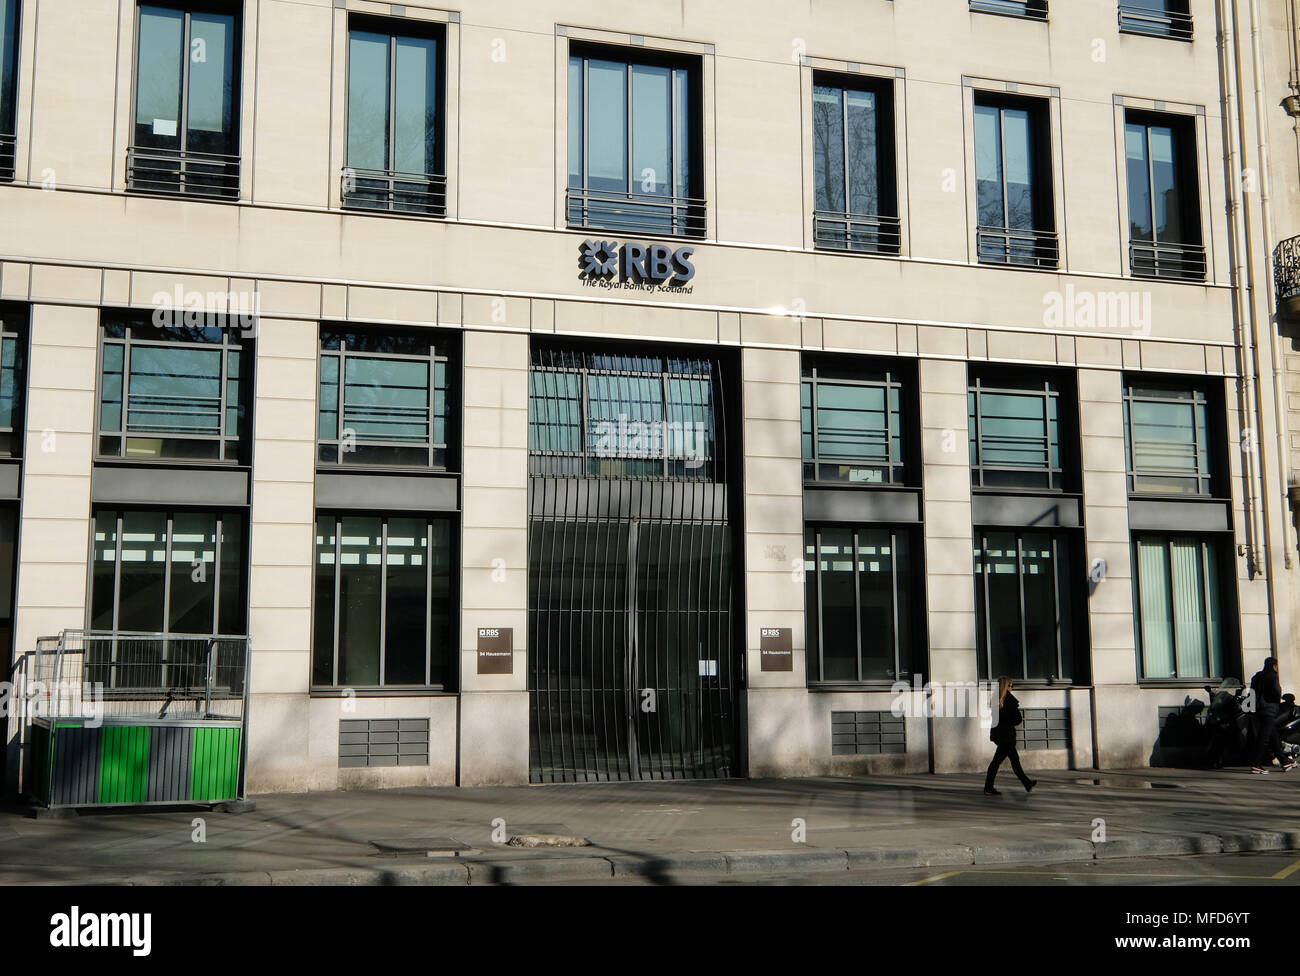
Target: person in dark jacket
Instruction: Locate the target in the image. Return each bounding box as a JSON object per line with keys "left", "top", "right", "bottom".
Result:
{"left": 984, "top": 676, "right": 1037, "bottom": 795}
{"left": 1250, "top": 657, "right": 1296, "bottom": 773}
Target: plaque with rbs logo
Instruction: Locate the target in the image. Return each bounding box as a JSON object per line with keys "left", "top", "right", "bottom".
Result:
{"left": 760, "top": 628, "right": 793, "bottom": 672}
{"left": 477, "top": 627, "right": 514, "bottom": 675}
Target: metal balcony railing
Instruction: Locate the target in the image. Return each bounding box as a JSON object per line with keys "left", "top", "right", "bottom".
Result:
{"left": 814, "top": 210, "right": 902, "bottom": 255}
{"left": 566, "top": 186, "right": 706, "bottom": 239}
{"left": 1129, "top": 239, "right": 1207, "bottom": 282}
{"left": 970, "top": 0, "right": 1048, "bottom": 19}
{"left": 977, "top": 225, "right": 1059, "bottom": 269}
{"left": 342, "top": 166, "right": 447, "bottom": 217}
{"left": 126, "top": 146, "right": 241, "bottom": 199}
{"left": 0, "top": 132, "right": 13, "bottom": 182}
{"left": 1275, "top": 235, "right": 1300, "bottom": 312}
{"left": 1118, "top": 2, "right": 1193, "bottom": 40}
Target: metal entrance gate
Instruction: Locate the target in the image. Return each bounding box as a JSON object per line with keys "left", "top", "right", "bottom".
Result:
{"left": 527, "top": 346, "right": 739, "bottom": 783}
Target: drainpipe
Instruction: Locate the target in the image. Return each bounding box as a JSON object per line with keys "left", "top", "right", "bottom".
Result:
{"left": 1222, "top": 0, "right": 1279, "bottom": 654}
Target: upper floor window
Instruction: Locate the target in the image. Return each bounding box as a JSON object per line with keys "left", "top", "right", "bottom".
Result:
{"left": 801, "top": 360, "right": 906, "bottom": 484}
{"left": 97, "top": 315, "right": 249, "bottom": 464}
{"left": 970, "top": 1, "right": 1048, "bottom": 19}
{"left": 343, "top": 17, "right": 445, "bottom": 217}
{"left": 0, "top": 306, "right": 25, "bottom": 459}
{"left": 1123, "top": 381, "right": 1215, "bottom": 496}
{"left": 317, "top": 328, "right": 453, "bottom": 469}
{"left": 128, "top": 2, "right": 240, "bottom": 199}
{"left": 529, "top": 347, "right": 719, "bottom": 480}
{"left": 0, "top": 0, "right": 18, "bottom": 182}
{"left": 1125, "top": 112, "right": 1204, "bottom": 281}
{"left": 1118, "top": 0, "right": 1193, "bottom": 41}
{"left": 812, "top": 73, "right": 899, "bottom": 255}
{"left": 974, "top": 94, "right": 1057, "bottom": 268}
{"left": 968, "top": 373, "right": 1063, "bottom": 491}
{"left": 566, "top": 43, "right": 704, "bottom": 239}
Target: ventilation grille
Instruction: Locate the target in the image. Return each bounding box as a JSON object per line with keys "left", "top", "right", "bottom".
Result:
{"left": 1015, "top": 707, "right": 1070, "bottom": 751}
{"left": 339, "top": 719, "right": 430, "bottom": 768}
{"left": 831, "top": 710, "right": 906, "bottom": 755}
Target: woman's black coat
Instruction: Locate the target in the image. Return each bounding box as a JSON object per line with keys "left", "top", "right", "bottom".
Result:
{"left": 990, "top": 691, "right": 1022, "bottom": 746}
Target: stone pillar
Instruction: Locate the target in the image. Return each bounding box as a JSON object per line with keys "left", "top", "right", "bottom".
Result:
{"left": 742, "top": 346, "right": 814, "bottom": 776}
{"left": 918, "top": 357, "right": 982, "bottom": 772}
{"left": 6, "top": 303, "right": 97, "bottom": 795}
{"left": 458, "top": 328, "right": 529, "bottom": 785}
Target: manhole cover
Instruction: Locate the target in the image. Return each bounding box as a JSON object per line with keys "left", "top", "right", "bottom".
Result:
{"left": 370, "top": 836, "right": 470, "bottom": 857}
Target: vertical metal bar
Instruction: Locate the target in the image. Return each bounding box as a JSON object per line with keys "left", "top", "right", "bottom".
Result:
{"left": 853, "top": 527, "right": 863, "bottom": 682}
{"left": 1165, "top": 539, "right": 1177, "bottom": 678}
{"left": 162, "top": 514, "right": 173, "bottom": 687}
{"left": 816, "top": 528, "right": 825, "bottom": 681}
{"left": 218, "top": 334, "right": 229, "bottom": 460}
{"left": 1200, "top": 540, "right": 1214, "bottom": 675}
{"left": 333, "top": 516, "right": 341, "bottom": 685}
{"left": 891, "top": 529, "right": 901, "bottom": 678}
{"left": 213, "top": 515, "right": 222, "bottom": 638}
{"left": 1017, "top": 533, "right": 1029, "bottom": 679}
{"left": 425, "top": 518, "right": 432, "bottom": 687}
{"left": 378, "top": 519, "right": 387, "bottom": 687}
{"left": 626, "top": 518, "right": 640, "bottom": 781}
{"left": 1051, "top": 535, "right": 1063, "bottom": 679}
{"left": 981, "top": 532, "right": 993, "bottom": 679}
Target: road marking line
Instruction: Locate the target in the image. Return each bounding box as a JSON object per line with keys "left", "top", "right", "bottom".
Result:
{"left": 906, "top": 871, "right": 962, "bottom": 885}
{"left": 1270, "top": 858, "right": 1300, "bottom": 879}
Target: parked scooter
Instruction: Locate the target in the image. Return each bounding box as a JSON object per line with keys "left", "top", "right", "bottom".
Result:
{"left": 1202, "top": 679, "right": 1300, "bottom": 767}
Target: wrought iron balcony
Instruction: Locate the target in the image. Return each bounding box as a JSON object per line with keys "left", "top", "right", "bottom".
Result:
{"left": 1275, "top": 235, "right": 1300, "bottom": 322}
{"left": 566, "top": 186, "right": 706, "bottom": 239}
{"left": 1129, "top": 239, "right": 1206, "bottom": 282}
{"left": 977, "top": 225, "right": 1059, "bottom": 269}
{"left": 0, "top": 132, "right": 13, "bottom": 183}
{"left": 814, "top": 211, "right": 902, "bottom": 256}
{"left": 342, "top": 166, "right": 447, "bottom": 217}
{"left": 126, "top": 146, "right": 240, "bottom": 200}
{"left": 1118, "top": 2, "right": 1193, "bottom": 40}
{"left": 970, "top": 0, "right": 1048, "bottom": 19}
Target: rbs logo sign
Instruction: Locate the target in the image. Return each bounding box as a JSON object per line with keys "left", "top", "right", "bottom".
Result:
{"left": 580, "top": 239, "right": 696, "bottom": 288}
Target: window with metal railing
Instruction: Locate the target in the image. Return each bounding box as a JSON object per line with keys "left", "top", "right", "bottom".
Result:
{"left": 1123, "top": 382, "right": 1215, "bottom": 496}
{"left": 968, "top": 374, "right": 1064, "bottom": 491}
{"left": 974, "top": 94, "right": 1058, "bottom": 269}
{"left": 317, "top": 328, "right": 453, "bottom": 468}
{"left": 1125, "top": 111, "right": 1205, "bottom": 281}
{"left": 0, "top": 0, "right": 18, "bottom": 183}
{"left": 566, "top": 43, "right": 705, "bottom": 239}
{"left": 970, "top": 0, "right": 1048, "bottom": 20}
{"left": 97, "top": 314, "right": 249, "bottom": 463}
{"left": 342, "top": 16, "right": 446, "bottom": 217}
{"left": 812, "top": 73, "right": 900, "bottom": 255}
{"left": 1118, "top": 0, "right": 1193, "bottom": 40}
{"left": 127, "top": 3, "right": 241, "bottom": 199}
{"left": 529, "top": 348, "right": 720, "bottom": 480}
{"left": 801, "top": 362, "right": 906, "bottom": 484}
{"left": 1276, "top": 235, "right": 1300, "bottom": 310}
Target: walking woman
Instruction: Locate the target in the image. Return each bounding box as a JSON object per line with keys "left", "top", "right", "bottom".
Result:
{"left": 984, "top": 676, "right": 1037, "bottom": 795}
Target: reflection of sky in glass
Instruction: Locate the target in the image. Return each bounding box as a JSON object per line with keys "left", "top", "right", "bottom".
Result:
{"left": 136, "top": 7, "right": 184, "bottom": 132}
{"left": 348, "top": 33, "right": 389, "bottom": 171}
{"left": 188, "top": 13, "right": 233, "bottom": 136}
{"left": 632, "top": 65, "right": 670, "bottom": 195}
{"left": 587, "top": 60, "right": 627, "bottom": 191}
{"left": 974, "top": 104, "right": 1003, "bottom": 227}
{"left": 393, "top": 36, "right": 437, "bottom": 174}
{"left": 813, "top": 86, "right": 844, "bottom": 212}
{"left": 1, "top": 0, "right": 20, "bottom": 127}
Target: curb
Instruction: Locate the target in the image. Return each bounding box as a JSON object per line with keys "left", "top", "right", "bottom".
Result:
{"left": 96, "top": 826, "right": 1300, "bottom": 885}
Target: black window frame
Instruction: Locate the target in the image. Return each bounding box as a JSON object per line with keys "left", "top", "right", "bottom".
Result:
{"left": 1124, "top": 109, "right": 1205, "bottom": 281}
{"left": 96, "top": 311, "right": 252, "bottom": 466}
{"left": 800, "top": 356, "right": 916, "bottom": 487}
{"left": 127, "top": 0, "right": 243, "bottom": 199}
{"left": 0, "top": 0, "right": 19, "bottom": 183}
{"left": 341, "top": 13, "right": 447, "bottom": 218}
{"left": 972, "top": 91, "right": 1058, "bottom": 269}
{"left": 316, "top": 326, "right": 458, "bottom": 472}
{"left": 1118, "top": 0, "right": 1193, "bottom": 41}
{"left": 1122, "top": 377, "right": 1224, "bottom": 498}
{"left": 810, "top": 70, "right": 900, "bottom": 256}
{"left": 804, "top": 522, "right": 922, "bottom": 686}
{"left": 311, "top": 510, "right": 457, "bottom": 692}
{"left": 565, "top": 40, "right": 705, "bottom": 240}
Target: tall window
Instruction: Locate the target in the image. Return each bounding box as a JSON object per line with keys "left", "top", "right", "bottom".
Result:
{"left": 0, "top": 0, "right": 18, "bottom": 182}
{"left": 344, "top": 17, "right": 445, "bottom": 216}
{"left": 529, "top": 347, "right": 719, "bottom": 480}
{"left": 805, "top": 526, "right": 916, "bottom": 683}
{"left": 1125, "top": 112, "right": 1204, "bottom": 280}
{"left": 1119, "top": 0, "right": 1193, "bottom": 40}
{"left": 812, "top": 74, "right": 898, "bottom": 254}
{"left": 312, "top": 514, "right": 454, "bottom": 689}
{"left": 567, "top": 44, "right": 703, "bottom": 238}
{"left": 1133, "top": 536, "right": 1226, "bottom": 679}
{"left": 0, "top": 306, "right": 25, "bottom": 457}
{"left": 91, "top": 509, "right": 246, "bottom": 636}
{"left": 97, "top": 316, "right": 248, "bottom": 463}
{"left": 129, "top": 2, "right": 240, "bottom": 198}
{"left": 973, "top": 530, "right": 1075, "bottom": 682}
{"left": 973, "top": 95, "right": 1056, "bottom": 267}
{"left": 968, "top": 374, "right": 1063, "bottom": 490}
{"left": 1123, "top": 382, "right": 1214, "bottom": 495}
{"left": 318, "top": 329, "right": 452, "bottom": 468}
{"left": 801, "top": 361, "right": 905, "bottom": 484}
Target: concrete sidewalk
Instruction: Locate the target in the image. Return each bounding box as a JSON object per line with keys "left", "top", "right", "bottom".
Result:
{"left": 3, "top": 767, "right": 1299, "bottom": 885}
